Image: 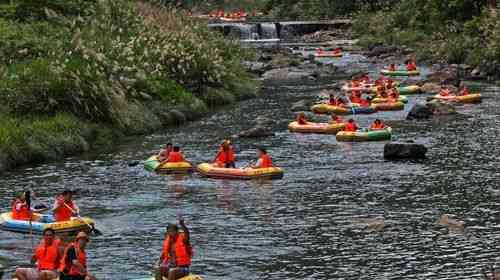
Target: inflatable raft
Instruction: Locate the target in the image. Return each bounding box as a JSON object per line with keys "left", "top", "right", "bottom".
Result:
{"left": 314, "top": 52, "right": 342, "bottom": 58}
{"left": 197, "top": 163, "right": 283, "bottom": 180}
{"left": 372, "top": 102, "right": 405, "bottom": 111}
{"left": 380, "top": 69, "right": 420, "bottom": 76}
{"left": 397, "top": 85, "right": 421, "bottom": 94}
{"left": 311, "top": 104, "right": 376, "bottom": 115}
{"left": 0, "top": 212, "right": 94, "bottom": 234}
{"left": 433, "top": 93, "right": 481, "bottom": 104}
{"left": 336, "top": 127, "right": 392, "bottom": 142}
{"left": 341, "top": 84, "right": 375, "bottom": 93}
{"left": 288, "top": 121, "right": 345, "bottom": 134}
{"left": 144, "top": 156, "right": 193, "bottom": 174}
{"left": 371, "top": 96, "right": 408, "bottom": 104}
{"left": 134, "top": 275, "right": 203, "bottom": 280}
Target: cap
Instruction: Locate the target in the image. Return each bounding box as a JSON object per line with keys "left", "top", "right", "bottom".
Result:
{"left": 76, "top": 231, "right": 89, "bottom": 241}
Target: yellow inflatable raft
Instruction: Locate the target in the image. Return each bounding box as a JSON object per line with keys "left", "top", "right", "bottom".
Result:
{"left": 134, "top": 275, "right": 203, "bottom": 280}
{"left": 433, "top": 93, "right": 481, "bottom": 104}
{"left": 0, "top": 212, "right": 94, "bottom": 234}
{"left": 372, "top": 102, "right": 405, "bottom": 111}
{"left": 197, "top": 163, "right": 283, "bottom": 180}
{"left": 288, "top": 121, "right": 345, "bottom": 134}
{"left": 144, "top": 156, "right": 193, "bottom": 174}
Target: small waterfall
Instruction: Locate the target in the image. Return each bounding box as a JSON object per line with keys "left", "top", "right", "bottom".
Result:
{"left": 258, "top": 23, "right": 278, "bottom": 39}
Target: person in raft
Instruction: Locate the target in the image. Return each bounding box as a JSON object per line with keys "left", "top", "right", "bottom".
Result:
{"left": 388, "top": 63, "right": 396, "bottom": 72}
{"left": 457, "top": 82, "right": 470, "bottom": 96}
{"left": 330, "top": 114, "right": 344, "bottom": 124}
{"left": 329, "top": 94, "right": 345, "bottom": 106}
{"left": 11, "top": 192, "right": 32, "bottom": 220}
{"left": 370, "top": 119, "right": 386, "bottom": 130}
{"left": 344, "top": 119, "right": 359, "bottom": 132}
{"left": 214, "top": 140, "right": 236, "bottom": 168}
{"left": 439, "top": 86, "right": 451, "bottom": 96}
{"left": 52, "top": 190, "right": 79, "bottom": 222}
{"left": 160, "top": 146, "right": 185, "bottom": 164}
{"left": 388, "top": 88, "right": 400, "bottom": 100}
{"left": 333, "top": 47, "right": 342, "bottom": 54}
{"left": 158, "top": 143, "right": 173, "bottom": 162}
{"left": 59, "top": 232, "right": 96, "bottom": 280}
{"left": 296, "top": 112, "right": 308, "bottom": 125}
{"left": 406, "top": 58, "right": 417, "bottom": 71}
{"left": 251, "top": 148, "right": 273, "bottom": 169}
{"left": 15, "top": 228, "right": 61, "bottom": 280}
{"left": 157, "top": 218, "right": 192, "bottom": 280}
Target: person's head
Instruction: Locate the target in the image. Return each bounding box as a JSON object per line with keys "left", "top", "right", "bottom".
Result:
{"left": 166, "top": 143, "right": 173, "bottom": 150}
{"left": 348, "top": 118, "right": 354, "bottom": 123}
{"left": 329, "top": 93, "right": 334, "bottom": 99}
{"left": 75, "top": 231, "right": 89, "bottom": 249}
{"left": 61, "top": 190, "right": 73, "bottom": 202}
{"left": 173, "top": 146, "right": 180, "bottom": 152}
{"left": 42, "top": 228, "right": 56, "bottom": 245}
{"left": 374, "top": 119, "right": 381, "bottom": 124}
{"left": 257, "top": 147, "right": 267, "bottom": 157}
{"left": 297, "top": 112, "right": 305, "bottom": 119}
{"left": 166, "top": 223, "right": 179, "bottom": 238}
{"left": 18, "top": 192, "right": 26, "bottom": 202}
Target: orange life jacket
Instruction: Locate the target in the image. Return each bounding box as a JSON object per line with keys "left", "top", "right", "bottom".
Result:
{"left": 60, "top": 243, "right": 86, "bottom": 276}
{"left": 370, "top": 122, "right": 386, "bottom": 130}
{"left": 461, "top": 89, "right": 469, "bottom": 96}
{"left": 11, "top": 199, "right": 31, "bottom": 220}
{"left": 161, "top": 233, "right": 193, "bottom": 267}
{"left": 389, "top": 65, "right": 396, "bottom": 71}
{"left": 215, "top": 148, "right": 227, "bottom": 165}
{"left": 333, "top": 117, "right": 344, "bottom": 124}
{"left": 259, "top": 154, "right": 273, "bottom": 168}
{"left": 344, "top": 122, "right": 358, "bottom": 132}
{"left": 360, "top": 99, "right": 370, "bottom": 107}
{"left": 54, "top": 197, "right": 75, "bottom": 222}
{"left": 350, "top": 95, "right": 362, "bottom": 104}
{"left": 297, "top": 116, "right": 307, "bottom": 125}
{"left": 226, "top": 147, "right": 235, "bottom": 162}
{"left": 36, "top": 238, "right": 61, "bottom": 270}
{"left": 167, "top": 151, "right": 184, "bottom": 163}
{"left": 440, "top": 89, "right": 450, "bottom": 96}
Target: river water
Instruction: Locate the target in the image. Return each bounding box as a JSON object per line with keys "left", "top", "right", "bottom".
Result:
{"left": 1, "top": 53, "right": 500, "bottom": 280}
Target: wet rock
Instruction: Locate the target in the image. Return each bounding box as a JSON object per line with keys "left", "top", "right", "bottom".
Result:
{"left": 352, "top": 217, "right": 385, "bottom": 232}
{"left": 236, "top": 126, "right": 275, "bottom": 138}
{"left": 469, "top": 67, "right": 486, "bottom": 80}
{"left": 139, "top": 92, "right": 152, "bottom": 100}
{"left": 366, "top": 46, "right": 398, "bottom": 57}
{"left": 290, "top": 100, "right": 312, "bottom": 112}
{"left": 424, "top": 71, "right": 455, "bottom": 84}
{"left": 438, "top": 214, "right": 465, "bottom": 233}
{"left": 128, "top": 160, "right": 140, "bottom": 167}
{"left": 243, "top": 61, "right": 270, "bottom": 75}
{"left": 384, "top": 142, "right": 428, "bottom": 159}
{"left": 420, "top": 82, "right": 442, "bottom": 94}
{"left": 166, "top": 109, "right": 187, "bottom": 125}
{"left": 262, "top": 68, "right": 313, "bottom": 81}
{"left": 407, "top": 100, "right": 457, "bottom": 120}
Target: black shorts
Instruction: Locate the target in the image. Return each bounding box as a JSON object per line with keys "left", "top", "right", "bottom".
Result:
{"left": 60, "top": 272, "right": 85, "bottom": 280}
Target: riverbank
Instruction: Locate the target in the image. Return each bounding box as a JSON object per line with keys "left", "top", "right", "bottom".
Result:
{"left": 0, "top": 0, "right": 259, "bottom": 173}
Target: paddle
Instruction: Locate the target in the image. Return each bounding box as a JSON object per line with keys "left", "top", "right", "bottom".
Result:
{"left": 63, "top": 202, "right": 102, "bottom": 236}
{"left": 25, "top": 191, "right": 34, "bottom": 252}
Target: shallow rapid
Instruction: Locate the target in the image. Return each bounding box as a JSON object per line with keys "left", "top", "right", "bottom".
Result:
{"left": 1, "top": 53, "right": 500, "bottom": 280}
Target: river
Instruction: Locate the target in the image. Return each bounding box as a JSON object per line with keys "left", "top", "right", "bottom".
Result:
{"left": 1, "top": 53, "right": 500, "bottom": 280}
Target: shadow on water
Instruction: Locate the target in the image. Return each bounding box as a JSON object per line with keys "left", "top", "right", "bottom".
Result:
{"left": 1, "top": 54, "right": 500, "bottom": 279}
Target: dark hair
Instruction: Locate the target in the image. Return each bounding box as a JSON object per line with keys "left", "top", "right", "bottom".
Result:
{"left": 173, "top": 146, "right": 180, "bottom": 152}
{"left": 166, "top": 143, "right": 173, "bottom": 147}
{"left": 62, "top": 190, "right": 73, "bottom": 196}
{"left": 43, "top": 228, "right": 56, "bottom": 235}
{"left": 167, "top": 223, "right": 178, "bottom": 232}
{"left": 348, "top": 118, "right": 354, "bottom": 122}
{"left": 258, "top": 147, "right": 267, "bottom": 154}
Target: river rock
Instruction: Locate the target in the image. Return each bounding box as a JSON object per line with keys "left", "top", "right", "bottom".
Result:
{"left": 262, "top": 68, "right": 313, "bottom": 81}
{"left": 438, "top": 214, "right": 465, "bottom": 233}
{"left": 407, "top": 100, "right": 456, "bottom": 120}
{"left": 255, "top": 116, "right": 274, "bottom": 126}
{"left": 237, "top": 126, "right": 274, "bottom": 138}
{"left": 425, "top": 71, "right": 455, "bottom": 84}
{"left": 290, "top": 100, "right": 313, "bottom": 112}
{"left": 243, "top": 61, "right": 270, "bottom": 75}
{"left": 420, "top": 82, "right": 442, "bottom": 94}
{"left": 384, "top": 142, "right": 428, "bottom": 159}
{"left": 352, "top": 217, "right": 385, "bottom": 232}
{"left": 366, "top": 46, "right": 398, "bottom": 57}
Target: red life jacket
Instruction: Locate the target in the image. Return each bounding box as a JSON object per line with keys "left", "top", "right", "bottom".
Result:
{"left": 389, "top": 65, "right": 396, "bottom": 71}
{"left": 36, "top": 238, "right": 61, "bottom": 270}
{"left": 161, "top": 233, "right": 193, "bottom": 267}
{"left": 226, "top": 147, "right": 235, "bottom": 162}
{"left": 60, "top": 243, "right": 87, "bottom": 276}
{"left": 54, "top": 197, "right": 75, "bottom": 222}
{"left": 350, "top": 95, "right": 362, "bottom": 104}
{"left": 297, "top": 116, "right": 307, "bottom": 125}
{"left": 11, "top": 199, "right": 31, "bottom": 220}
{"left": 370, "top": 122, "right": 386, "bottom": 130}
{"left": 167, "top": 151, "right": 184, "bottom": 163}
{"left": 214, "top": 148, "right": 227, "bottom": 166}
{"left": 344, "top": 122, "right": 358, "bottom": 132}
{"left": 259, "top": 154, "right": 273, "bottom": 168}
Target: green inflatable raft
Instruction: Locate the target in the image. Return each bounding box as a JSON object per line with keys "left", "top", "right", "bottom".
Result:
{"left": 380, "top": 69, "right": 420, "bottom": 76}
{"left": 336, "top": 128, "right": 392, "bottom": 142}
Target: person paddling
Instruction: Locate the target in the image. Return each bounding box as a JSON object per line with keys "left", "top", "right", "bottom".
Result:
{"left": 439, "top": 86, "right": 451, "bottom": 96}
{"left": 15, "top": 228, "right": 61, "bottom": 280}
{"left": 330, "top": 114, "right": 344, "bottom": 124}
{"left": 344, "top": 119, "right": 359, "bottom": 132}
{"left": 59, "top": 232, "right": 96, "bottom": 280}
{"left": 250, "top": 148, "right": 273, "bottom": 169}
{"left": 214, "top": 140, "right": 235, "bottom": 168}
{"left": 53, "top": 190, "right": 79, "bottom": 222}
{"left": 388, "top": 63, "right": 396, "bottom": 72}
{"left": 157, "top": 218, "right": 192, "bottom": 280}
{"left": 11, "top": 192, "right": 33, "bottom": 221}
{"left": 296, "top": 112, "right": 308, "bottom": 125}
{"left": 406, "top": 58, "right": 417, "bottom": 71}
{"left": 370, "top": 119, "right": 386, "bottom": 130}
{"left": 458, "top": 82, "right": 469, "bottom": 96}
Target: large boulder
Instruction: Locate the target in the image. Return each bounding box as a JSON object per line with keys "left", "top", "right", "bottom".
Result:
{"left": 384, "top": 142, "right": 428, "bottom": 159}
{"left": 420, "top": 82, "right": 442, "bottom": 94}
{"left": 366, "top": 46, "right": 398, "bottom": 57}
{"left": 424, "top": 71, "right": 455, "bottom": 84}
{"left": 236, "top": 126, "right": 275, "bottom": 138}
{"left": 255, "top": 116, "right": 274, "bottom": 126}
{"left": 438, "top": 214, "right": 465, "bottom": 234}
{"left": 407, "top": 100, "right": 457, "bottom": 120}
{"left": 261, "top": 68, "right": 313, "bottom": 81}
